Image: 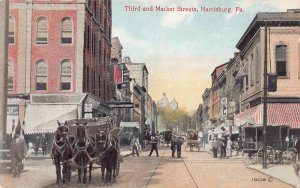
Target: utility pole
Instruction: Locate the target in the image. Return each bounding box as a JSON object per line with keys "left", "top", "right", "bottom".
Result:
{"left": 0, "top": 0, "right": 9, "bottom": 151}
{"left": 262, "top": 22, "right": 268, "bottom": 169}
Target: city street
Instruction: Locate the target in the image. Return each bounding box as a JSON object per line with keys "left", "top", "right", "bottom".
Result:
{"left": 0, "top": 144, "right": 293, "bottom": 188}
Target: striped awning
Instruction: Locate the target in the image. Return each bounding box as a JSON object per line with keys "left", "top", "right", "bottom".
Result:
{"left": 234, "top": 105, "right": 262, "bottom": 127}
{"left": 234, "top": 103, "right": 300, "bottom": 128}
{"left": 267, "top": 103, "right": 300, "bottom": 128}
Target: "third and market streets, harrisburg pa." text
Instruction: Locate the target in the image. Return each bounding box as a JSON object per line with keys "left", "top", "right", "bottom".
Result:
{"left": 124, "top": 5, "right": 244, "bottom": 13}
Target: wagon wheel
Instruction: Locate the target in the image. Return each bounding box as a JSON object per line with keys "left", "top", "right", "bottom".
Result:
{"left": 242, "top": 153, "right": 256, "bottom": 166}
{"left": 282, "top": 150, "right": 296, "bottom": 164}
{"left": 257, "top": 146, "right": 274, "bottom": 165}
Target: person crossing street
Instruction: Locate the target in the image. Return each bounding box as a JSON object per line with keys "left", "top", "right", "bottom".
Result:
{"left": 149, "top": 135, "right": 159, "bottom": 157}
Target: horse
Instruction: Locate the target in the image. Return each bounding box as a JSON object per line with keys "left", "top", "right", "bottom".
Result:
{"left": 95, "top": 129, "right": 119, "bottom": 184}
{"left": 51, "top": 120, "right": 74, "bottom": 185}
{"left": 71, "top": 122, "right": 95, "bottom": 184}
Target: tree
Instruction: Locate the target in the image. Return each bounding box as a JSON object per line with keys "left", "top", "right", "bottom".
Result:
{"left": 157, "top": 107, "right": 193, "bottom": 133}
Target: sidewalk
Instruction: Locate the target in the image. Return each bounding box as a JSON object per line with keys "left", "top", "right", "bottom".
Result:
{"left": 248, "top": 164, "right": 299, "bottom": 187}
{"left": 204, "top": 148, "right": 298, "bottom": 187}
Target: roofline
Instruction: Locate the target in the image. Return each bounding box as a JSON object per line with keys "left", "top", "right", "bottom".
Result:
{"left": 236, "top": 9, "right": 300, "bottom": 50}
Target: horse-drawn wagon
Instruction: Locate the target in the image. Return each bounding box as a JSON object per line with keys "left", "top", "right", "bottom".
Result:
{"left": 51, "top": 116, "right": 122, "bottom": 186}
{"left": 241, "top": 125, "right": 295, "bottom": 166}
{"left": 185, "top": 129, "right": 201, "bottom": 152}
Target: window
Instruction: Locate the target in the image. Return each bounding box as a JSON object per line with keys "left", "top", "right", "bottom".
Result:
{"left": 8, "top": 17, "right": 15, "bottom": 44}
{"left": 61, "top": 18, "right": 72, "bottom": 44}
{"left": 276, "top": 45, "right": 287, "bottom": 76}
{"left": 35, "top": 60, "right": 48, "bottom": 91}
{"left": 8, "top": 60, "right": 14, "bottom": 90}
{"left": 60, "top": 60, "right": 72, "bottom": 91}
{"left": 36, "top": 18, "right": 48, "bottom": 44}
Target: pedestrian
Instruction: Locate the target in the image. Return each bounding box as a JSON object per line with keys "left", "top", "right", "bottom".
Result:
{"left": 10, "top": 132, "right": 27, "bottom": 177}
{"left": 130, "top": 135, "right": 140, "bottom": 157}
{"left": 220, "top": 136, "right": 227, "bottom": 159}
{"left": 285, "top": 135, "right": 290, "bottom": 151}
{"left": 226, "top": 136, "right": 232, "bottom": 158}
{"left": 149, "top": 135, "right": 159, "bottom": 157}
{"left": 34, "top": 135, "right": 40, "bottom": 156}
{"left": 171, "top": 136, "right": 177, "bottom": 157}
{"left": 176, "top": 137, "right": 183, "bottom": 158}
{"left": 295, "top": 137, "right": 300, "bottom": 160}
{"left": 236, "top": 137, "right": 243, "bottom": 156}
{"left": 42, "top": 134, "right": 47, "bottom": 156}
{"left": 11, "top": 119, "right": 16, "bottom": 139}
{"left": 212, "top": 137, "right": 218, "bottom": 158}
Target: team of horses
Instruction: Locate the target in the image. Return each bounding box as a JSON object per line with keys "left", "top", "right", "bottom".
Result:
{"left": 51, "top": 118, "right": 120, "bottom": 186}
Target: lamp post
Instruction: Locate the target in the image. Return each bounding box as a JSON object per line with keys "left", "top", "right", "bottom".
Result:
{"left": 262, "top": 21, "right": 268, "bottom": 169}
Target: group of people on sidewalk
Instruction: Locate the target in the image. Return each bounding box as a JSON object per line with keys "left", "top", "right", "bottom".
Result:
{"left": 212, "top": 135, "right": 243, "bottom": 159}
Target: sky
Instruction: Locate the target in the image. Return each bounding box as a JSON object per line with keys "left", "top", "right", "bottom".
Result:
{"left": 112, "top": 0, "right": 300, "bottom": 112}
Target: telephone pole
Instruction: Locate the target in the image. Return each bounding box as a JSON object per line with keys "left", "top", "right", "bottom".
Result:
{"left": 0, "top": 0, "right": 9, "bottom": 150}
{"left": 262, "top": 22, "right": 268, "bottom": 169}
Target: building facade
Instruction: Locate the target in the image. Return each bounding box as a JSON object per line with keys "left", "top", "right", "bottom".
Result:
{"left": 7, "top": 0, "right": 112, "bottom": 134}
{"left": 235, "top": 9, "right": 300, "bottom": 128}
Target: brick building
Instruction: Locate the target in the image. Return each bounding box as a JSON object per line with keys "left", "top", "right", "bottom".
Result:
{"left": 7, "top": 0, "right": 112, "bottom": 134}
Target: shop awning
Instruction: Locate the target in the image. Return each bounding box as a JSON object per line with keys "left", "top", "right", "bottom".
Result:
{"left": 234, "top": 105, "right": 262, "bottom": 127}
{"left": 24, "top": 104, "right": 78, "bottom": 134}
{"left": 234, "top": 103, "right": 300, "bottom": 128}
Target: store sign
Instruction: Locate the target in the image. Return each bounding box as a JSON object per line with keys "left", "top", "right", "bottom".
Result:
{"left": 84, "top": 103, "right": 93, "bottom": 112}
{"left": 7, "top": 105, "right": 19, "bottom": 115}
{"left": 108, "top": 102, "right": 133, "bottom": 108}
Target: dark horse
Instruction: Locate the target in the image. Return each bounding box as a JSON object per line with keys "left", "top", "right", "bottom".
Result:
{"left": 71, "top": 122, "right": 95, "bottom": 184}
{"left": 95, "top": 129, "right": 119, "bottom": 184}
{"left": 51, "top": 120, "right": 74, "bottom": 185}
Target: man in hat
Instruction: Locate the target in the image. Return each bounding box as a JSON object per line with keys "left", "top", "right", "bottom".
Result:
{"left": 10, "top": 127, "right": 27, "bottom": 177}
{"left": 170, "top": 135, "right": 177, "bottom": 157}
{"left": 176, "top": 137, "right": 184, "bottom": 158}
{"left": 149, "top": 135, "right": 159, "bottom": 157}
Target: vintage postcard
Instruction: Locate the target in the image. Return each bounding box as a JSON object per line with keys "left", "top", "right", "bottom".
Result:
{"left": 0, "top": 0, "right": 300, "bottom": 187}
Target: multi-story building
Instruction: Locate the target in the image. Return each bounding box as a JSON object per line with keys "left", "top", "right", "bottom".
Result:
{"left": 234, "top": 9, "right": 300, "bottom": 128}
{"left": 210, "top": 63, "right": 228, "bottom": 125}
{"left": 202, "top": 88, "right": 212, "bottom": 126}
{"left": 7, "top": 0, "right": 112, "bottom": 134}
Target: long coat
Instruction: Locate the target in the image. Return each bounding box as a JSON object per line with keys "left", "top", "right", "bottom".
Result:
{"left": 10, "top": 137, "right": 27, "bottom": 159}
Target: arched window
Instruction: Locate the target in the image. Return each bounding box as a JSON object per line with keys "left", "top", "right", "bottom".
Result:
{"left": 61, "top": 18, "right": 72, "bottom": 44}
{"left": 276, "top": 45, "right": 287, "bottom": 76}
{"left": 8, "top": 16, "right": 15, "bottom": 44}
{"left": 60, "top": 60, "right": 72, "bottom": 91}
{"left": 36, "top": 17, "right": 48, "bottom": 44}
{"left": 8, "top": 60, "right": 14, "bottom": 90}
{"left": 35, "top": 60, "right": 48, "bottom": 91}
